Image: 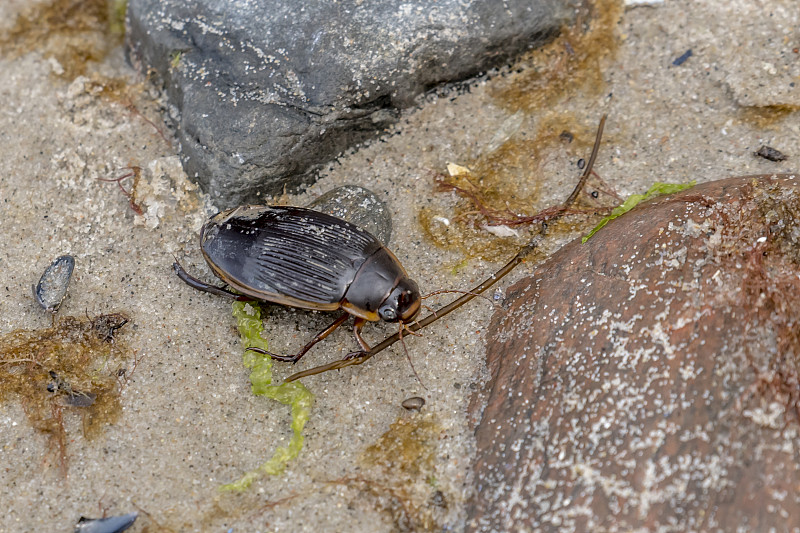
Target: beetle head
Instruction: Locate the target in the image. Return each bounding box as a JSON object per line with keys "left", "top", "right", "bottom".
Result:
{"left": 379, "top": 278, "right": 421, "bottom": 323}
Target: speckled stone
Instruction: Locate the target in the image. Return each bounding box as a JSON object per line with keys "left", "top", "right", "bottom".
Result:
{"left": 469, "top": 174, "right": 800, "bottom": 532}
{"left": 306, "top": 185, "right": 392, "bottom": 245}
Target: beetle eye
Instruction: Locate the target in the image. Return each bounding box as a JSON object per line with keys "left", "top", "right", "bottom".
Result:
{"left": 381, "top": 307, "right": 397, "bottom": 321}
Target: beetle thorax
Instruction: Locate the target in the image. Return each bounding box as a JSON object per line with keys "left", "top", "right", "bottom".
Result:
{"left": 343, "top": 247, "right": 419, "bottom": 322}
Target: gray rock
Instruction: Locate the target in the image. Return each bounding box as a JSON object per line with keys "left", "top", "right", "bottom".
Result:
{"left": 125, "top": 0, "right": 570, "bottom": 207}
{"left": 306, "top": 185, "right": 392, "bottom": 245}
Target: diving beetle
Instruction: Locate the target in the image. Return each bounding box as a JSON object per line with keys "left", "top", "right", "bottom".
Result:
{"left": 173, "top": 205, "right": 422, "bottom": 363}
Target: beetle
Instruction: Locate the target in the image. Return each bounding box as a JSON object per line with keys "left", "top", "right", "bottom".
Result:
{"left": 173, "top": 205, "right": 422, "bottom": 363}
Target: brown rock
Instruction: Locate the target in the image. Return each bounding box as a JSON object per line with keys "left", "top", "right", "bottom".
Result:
{"left": 468, "top": 174, "right": 800, "bottom": 532}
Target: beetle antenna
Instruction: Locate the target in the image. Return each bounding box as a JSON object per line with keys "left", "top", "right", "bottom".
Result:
{"left": 421, "top": 304, "right": 438, "bottom": 318}
{"left": 398, "top": 324, "right": 427, "bottom": 390}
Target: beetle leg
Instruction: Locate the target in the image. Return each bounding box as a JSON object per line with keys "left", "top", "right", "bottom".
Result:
{"left": 352, "top": 318, "right": 372, "bottom": 352}
{"left": 173, "top": 260, "right": 252, "bottom": 301}
{"left": 249, "top": 312, "right": 350, "bottom": 363}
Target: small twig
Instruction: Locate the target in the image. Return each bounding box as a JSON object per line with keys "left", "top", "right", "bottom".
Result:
{"left": 0, "top": 358, "right": 43, "bottom": 366}
{"left": 98, "top": 167, "right": 144, "bottom": 215}
{"left": 130, "top": 501, "right": 175, "bottom": 533}
{"left": 422, "top": 288, "right": 501, "bottom": 310}
{"left": 122, "top": 99, "right": 172, "bottom": 147}
{"left": 563, "top": 114, "right": 606, "bottom": 208}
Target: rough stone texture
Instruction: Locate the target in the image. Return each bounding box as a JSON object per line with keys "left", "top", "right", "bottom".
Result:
{"left": 125, "top": 0, "right": 570, "bottom": 208}
{"left": 469, "top": 174, "right": 800, "bottom": 532}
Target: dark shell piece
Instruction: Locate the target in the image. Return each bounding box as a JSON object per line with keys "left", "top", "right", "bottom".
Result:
{"left": 307, "top": 185, "right": 393, "bottom": 245}
{"left": 92, "top": 313, "right": 130, "bottom": 342}
{"left": 672, "top": 48, "right": 693, "bottom": 66}
{"left": 401, "top": 396, "right": 426, "bottom": 411}
{"left": 65, "top": 390, "right": 98, "bottom": 407}
{"left": 33, "top": 255, "right": 75, "bottom": 313}
{"left": 755, "top": 145, "right": 788, "bottom": 162}
{"left": 74, "top": 512, "right": 138, "bottom": 533}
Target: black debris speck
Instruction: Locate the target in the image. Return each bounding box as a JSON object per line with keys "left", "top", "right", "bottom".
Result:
{"left": 672, "top": 49, "right": 693, "bottom": 66}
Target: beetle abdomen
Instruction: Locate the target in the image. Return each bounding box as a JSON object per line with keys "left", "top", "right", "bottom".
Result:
{"left": 201, "top": 205, "right": 383, "bottom": 307}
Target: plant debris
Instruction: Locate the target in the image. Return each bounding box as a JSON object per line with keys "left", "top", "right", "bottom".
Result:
{"left": 0, "top": 313, "right": 131, "bottom": 474}
{"left": 582, "top": 181, "right": 697, "bottom": 242}
{"left": 221, "top": 301, "right": 314, "bottom": 491}
{"left": 355, "top": 413, "right": 445, "bottom": 531}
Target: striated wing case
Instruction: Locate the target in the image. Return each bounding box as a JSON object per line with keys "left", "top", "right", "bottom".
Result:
{"left": 201, "top": 205, "right": 384, "bottom": 308}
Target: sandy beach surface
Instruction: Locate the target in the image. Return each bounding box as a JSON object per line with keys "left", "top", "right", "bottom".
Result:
{"left": 1, "top": 0, "right": 798, "bottom": 531}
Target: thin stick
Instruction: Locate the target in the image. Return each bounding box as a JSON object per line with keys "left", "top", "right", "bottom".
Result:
{"left": 284, "top": 114, "right": 608, "bottom": 382}
{"left": 0, "top": 358, "right": 43, "bottom": 366}
{"left": 422, "top": 289, "right": 501, "bottom": 310}
{"left": 564, "top": 114, "right": 606, "bottom": 208}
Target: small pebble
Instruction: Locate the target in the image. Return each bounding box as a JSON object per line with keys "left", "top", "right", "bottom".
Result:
{"left": 754, "top": 145, "right": 787, "bottom": 162}
{"left": 430, "top": 490, "right": 447, "bottom": 508}
{"left": 307, "top": 185, "right": 392, "bottom": 245}
{"left": 33, "top": 255, "right": 75, "bottom": 313}
{"left": 401, "top": 396, "right": 425, "bottom": 411}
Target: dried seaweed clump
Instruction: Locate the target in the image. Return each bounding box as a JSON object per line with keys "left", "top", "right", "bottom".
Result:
{"left": 707, "top": 181, "right": 800, "bottom": 421}
{"left": 0, "top": 313, "right": 130, "bottom": 472}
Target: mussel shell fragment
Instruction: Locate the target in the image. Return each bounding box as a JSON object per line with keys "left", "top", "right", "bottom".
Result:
{"left": 74, "top": 512, "right": 138, "bottom": 533}
{"left": 33, "top": 254, "right": 75, "bottom": 313}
